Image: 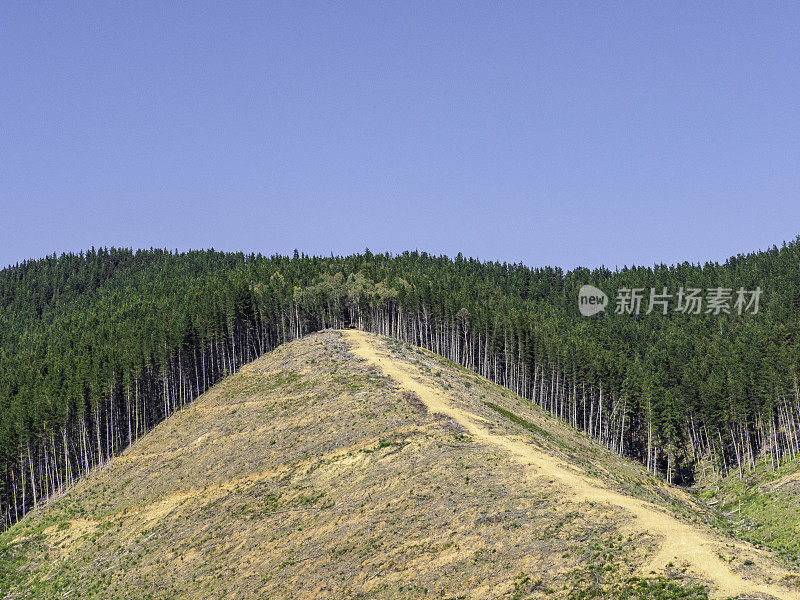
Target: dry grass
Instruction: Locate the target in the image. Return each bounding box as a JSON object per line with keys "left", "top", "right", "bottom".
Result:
{"left": 0, "top": 330, "right": 795, "bottom": 599}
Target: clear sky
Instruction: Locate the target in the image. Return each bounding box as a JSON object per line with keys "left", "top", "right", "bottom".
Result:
{"left": 2, "top": 2, "right": 799, "bottom": 270}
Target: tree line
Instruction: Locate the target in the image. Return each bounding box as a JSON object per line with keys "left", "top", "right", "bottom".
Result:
{"left": 1, "top": 243, "right": 799, "bottom": 530}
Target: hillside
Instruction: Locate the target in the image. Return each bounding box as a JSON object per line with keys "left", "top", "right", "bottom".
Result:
{"left": 4, "top": 245, "right": 800, "bottom": 532}
{"left": 695, "top": 455, "right": 800, "bottom": 569}
{"left": 1, "top": 331, "right": 797, "bottom": 599}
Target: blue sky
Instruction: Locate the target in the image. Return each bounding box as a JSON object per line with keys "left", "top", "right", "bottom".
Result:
{"left": 2, "top": 2, "right": 799, "bottom": 270}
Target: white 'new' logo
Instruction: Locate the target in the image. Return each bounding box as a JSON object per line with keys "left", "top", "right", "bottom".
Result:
{"left": 578, "top": 285, "right": 608, "bottom": 316}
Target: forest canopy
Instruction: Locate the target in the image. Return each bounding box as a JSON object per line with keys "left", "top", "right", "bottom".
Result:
{"left": 1, "top": 242, "right": 799, "bottom": 530}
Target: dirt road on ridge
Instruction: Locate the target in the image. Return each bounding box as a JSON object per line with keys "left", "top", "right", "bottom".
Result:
{"left": 344, "top": 329, "right": 799, "bottom": 600}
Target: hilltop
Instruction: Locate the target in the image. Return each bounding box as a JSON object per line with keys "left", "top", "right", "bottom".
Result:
{"left": 0, "top": 330, "right": 797, "bottom": 599}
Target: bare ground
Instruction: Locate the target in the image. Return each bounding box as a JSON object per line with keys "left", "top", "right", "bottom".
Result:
{"left": 344, "top": 329, "right": 800, "bottom": 600}
{"left": 1, "top": 329, "right": 797, "bottom": 599}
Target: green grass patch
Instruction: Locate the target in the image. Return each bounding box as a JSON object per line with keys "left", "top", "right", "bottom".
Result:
{"left": 696, "top": 455, "right": 800, "bottom": 565}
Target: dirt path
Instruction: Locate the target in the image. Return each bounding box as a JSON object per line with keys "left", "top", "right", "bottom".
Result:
{"left": 344, "top": 329, "right": 799, "bottom": 600}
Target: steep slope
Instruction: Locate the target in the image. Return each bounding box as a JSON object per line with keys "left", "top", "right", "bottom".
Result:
{"left": 0, "top": 330, "right": 797, "bottom": 599}
{"left": 345, "top": 331, "right": 800, "bottom": 599}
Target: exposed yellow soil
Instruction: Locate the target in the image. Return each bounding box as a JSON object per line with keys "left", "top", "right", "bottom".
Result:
{"left": 344, "top": 329, "right": 799, "bottom": 600}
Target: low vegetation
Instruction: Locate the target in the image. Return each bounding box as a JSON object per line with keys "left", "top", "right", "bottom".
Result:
{"left": 696, "top": 456, "right": 800, "bottom": 567}
{"left": 3, "top": 331, "right": 776, "bottom": 599}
